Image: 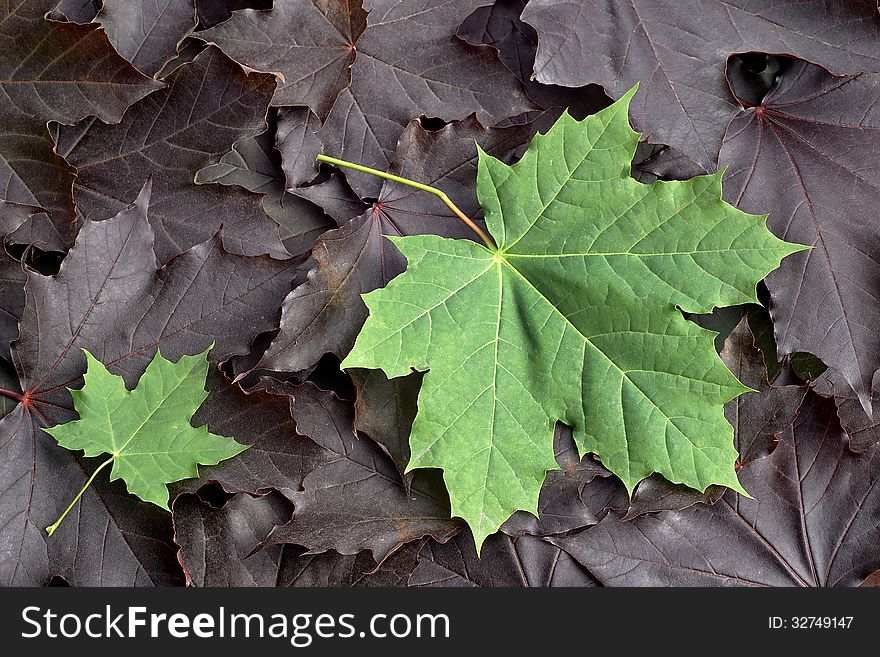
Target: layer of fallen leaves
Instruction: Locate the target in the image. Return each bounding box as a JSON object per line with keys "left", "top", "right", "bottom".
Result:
{"left": 1, "top": 0, "right": 878, "bottom": 587}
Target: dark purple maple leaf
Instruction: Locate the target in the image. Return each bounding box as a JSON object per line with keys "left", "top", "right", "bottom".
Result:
{"left": 198, "top": 0, "right": 367, "bottom": 118}
{"left": 95, "top": 0, "right": 199, "bottom": 77}
{"left": 195, "top": 115, "right": 334, "bottom": 256}
{"left": 265, "top": 382, "right": 463, "bottom": 563}
{"left": 814, "top": 377, "right": 880, "bottom": 453}
{"left": 0, "top": 203, "right": 66, "bottom": 255}
{"left": 319, "top": 0, "right": 536, "bottom": 198}
{"left": 349, "top": 369, "right": 421, "bottom": 487}
{"left": 457, "top": 0, "right": 610, "bottom": 117}
{"left": 59, "top": 45, "right": 287, "bottom": 264}
{"left": 0, "top": 0, "right": 161, "bottom": 240}
{"left": 618, "top": 477, "right": 725, "bottom": 523}
{"left": 291, "top": 171, "right": 368, "bottom": 227}
{"left": 0, "top": 202, "right": 68, "bottom": 363}
{"left": 722, "top": 314, "right": 807, "bottom": 466}
{"left": 0, "top": 203, "right": 44, "bottom": 360}
{"left": 720, "top": 58, "right": 880, "bottom": 450}
{"left": 278, "top": 543, "right": 421, "bottom": 587}
{"left": 186, "top": 373, "right": 326, "bottom": 496}
{"left": 630, "top": 141, "right": 707, "bottom": 185}
{"left": 522, "top": 0, "right": 880, "bottom": 169}
{"left": 275, "top": 107, "right": 324, "bottom": 188}
{"left": 553, "top": 391, "right": 880, "bottom": 587}
{"left": 411, "top": 532, "right": 598, "bottom": 587}
{"left": 174, "top": 491, "right": 292, "bottom": 586}
{"left": 0, "top": 182, "right": 301, "bottom": 586}
{"left": 209, "top": 0, "right": 537, "bottom": 198}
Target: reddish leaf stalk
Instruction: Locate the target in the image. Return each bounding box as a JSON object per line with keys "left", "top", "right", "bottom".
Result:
{"left": 0, "top": 387, "right": 24, "bottom": 403}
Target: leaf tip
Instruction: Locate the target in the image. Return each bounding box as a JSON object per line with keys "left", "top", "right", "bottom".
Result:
{"left": 621, "top": 81, "right": 640, "bottom": 100}
{"left": 731, "top": 479, "right": 752, "bottom": 499}
{"left": 471, "top": 529, "right": 491, "bottom": 558}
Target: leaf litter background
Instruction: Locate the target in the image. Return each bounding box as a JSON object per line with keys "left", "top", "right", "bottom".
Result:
{"left": 0, "top": 0, "right": 879, "bottom": 586}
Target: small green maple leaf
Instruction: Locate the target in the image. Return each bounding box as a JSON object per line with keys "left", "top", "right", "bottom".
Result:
{"left": 338, "top": 86, "right": 807, "bottom": 549}
{"left": 44, "top": 347, "right": 249, "bottom": 535}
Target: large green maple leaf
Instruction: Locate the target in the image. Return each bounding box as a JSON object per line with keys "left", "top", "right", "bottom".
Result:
{"left": 45, "top": 348, "right": 249, "bottom": 527}
{"left": 340, "top": 87, "right": 805, "bottom": 548}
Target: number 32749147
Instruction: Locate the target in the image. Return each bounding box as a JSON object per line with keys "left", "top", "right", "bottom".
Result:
{"left": 768, "top": 617, "right": 854, "bottom": 629}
